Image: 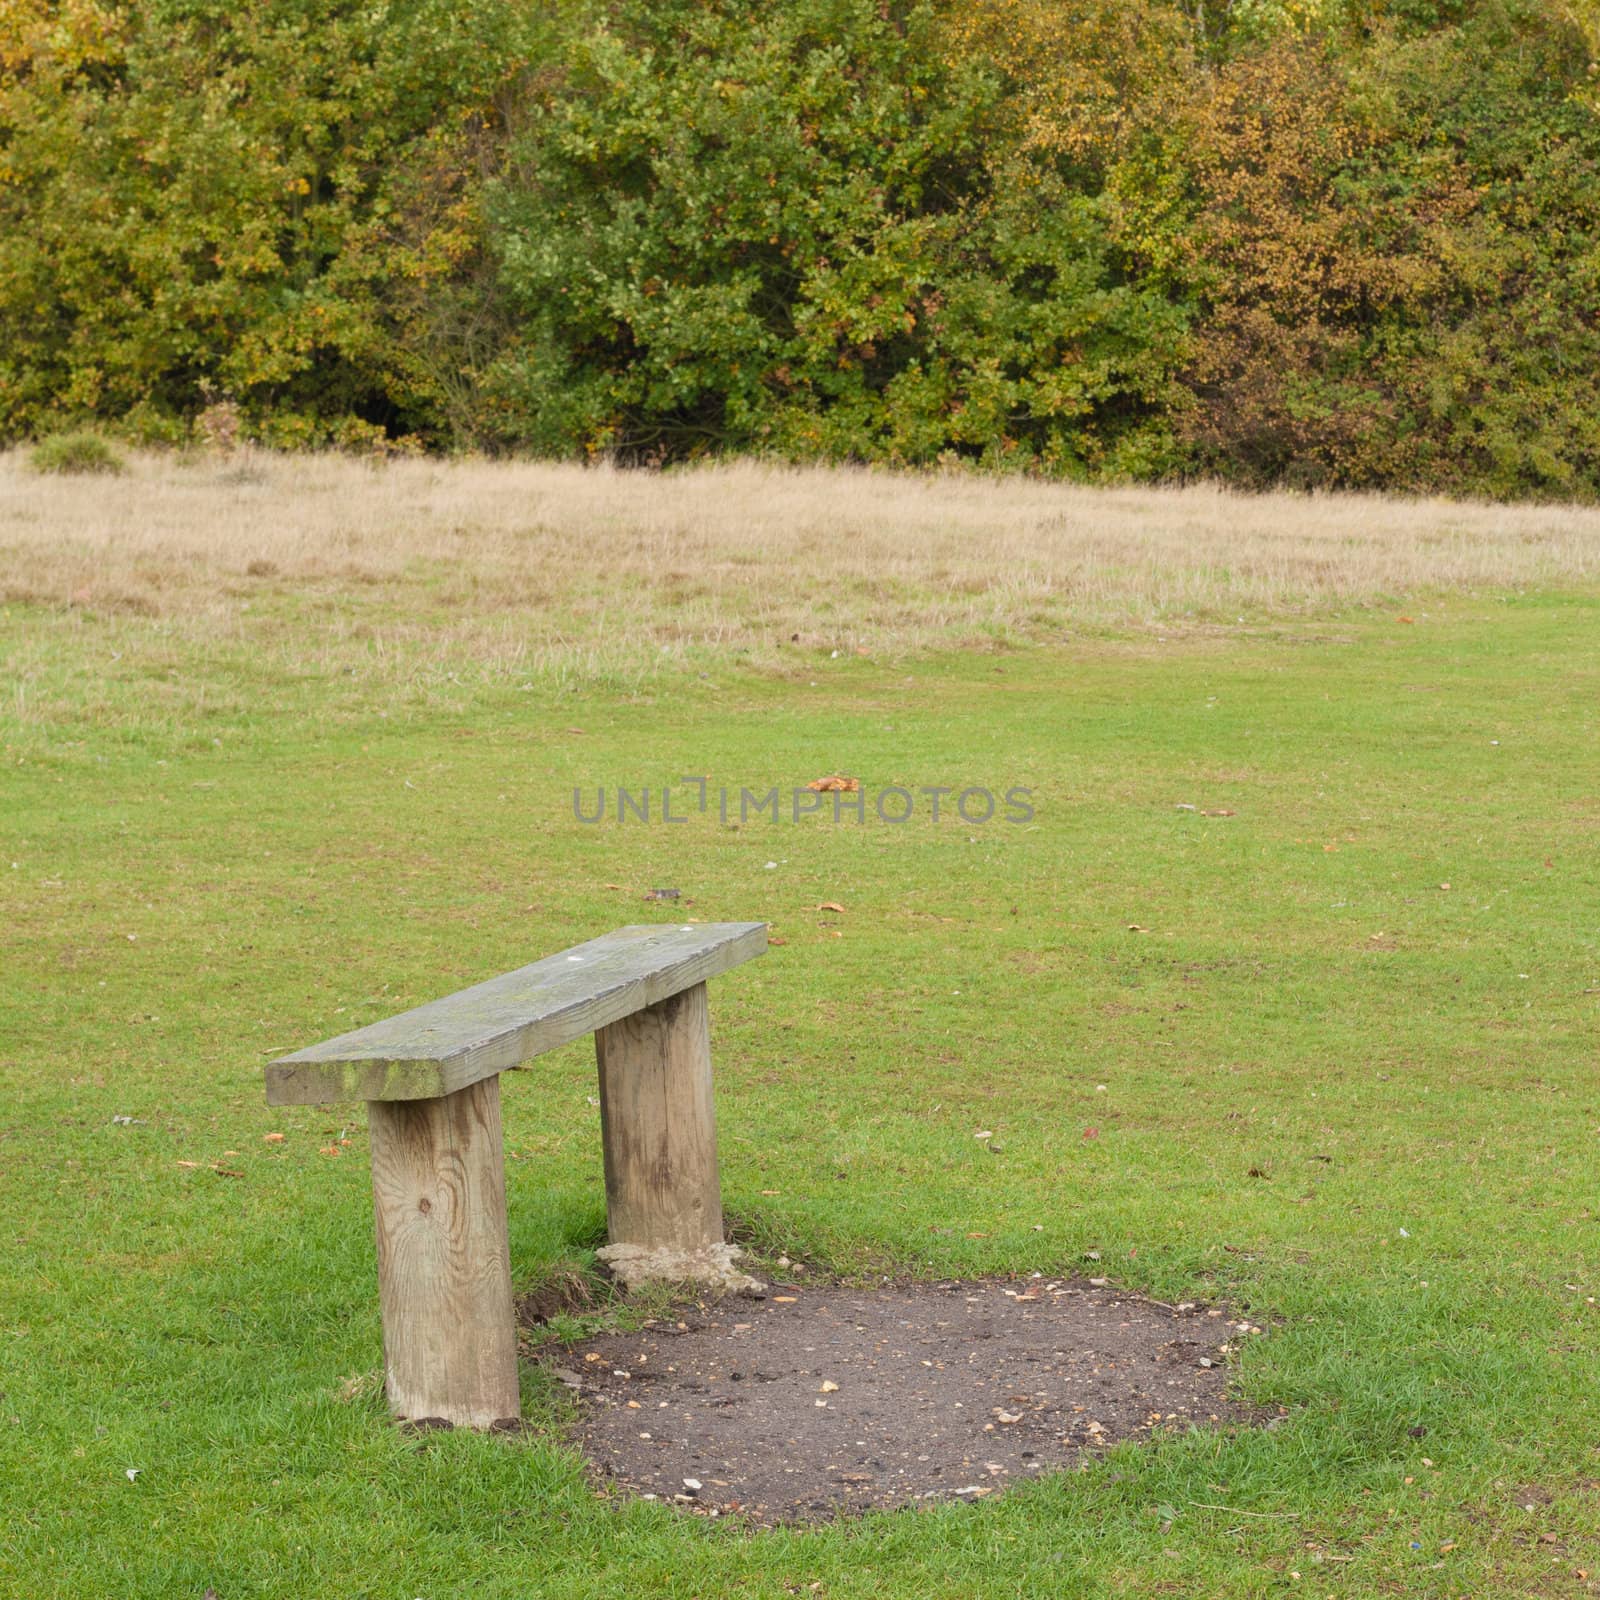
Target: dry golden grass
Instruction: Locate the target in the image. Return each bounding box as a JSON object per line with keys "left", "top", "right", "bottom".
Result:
{"left": 3, "top": 448, "right": 1599, "bottom": 695}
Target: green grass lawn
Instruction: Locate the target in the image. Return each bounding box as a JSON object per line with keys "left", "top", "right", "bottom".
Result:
{"left": 3, "top": 590, "right": 1598, "bottom": 1597}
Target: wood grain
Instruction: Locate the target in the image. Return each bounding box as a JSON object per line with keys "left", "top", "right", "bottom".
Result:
{"left": 266, "top": 921, "right": 765, "bottom": 1105}
{"left": 367, "top": 1076, "right": 519, "bottom": 1428}
{"left": 595, "top": 981, "right": 723, "bottom": 1252}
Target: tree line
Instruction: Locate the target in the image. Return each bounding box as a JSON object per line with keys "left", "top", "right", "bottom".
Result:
{"left": 3, "top": 0, "right": 1598, "bottom": 497}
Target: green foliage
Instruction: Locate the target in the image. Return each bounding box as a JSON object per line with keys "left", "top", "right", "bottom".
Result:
{"left": 0, "top": 0, "right": 554, "bottom": 445}
{"left": 484, "top": 0, "right": 1185, "bottom": 472}
{"left": 3, "top": 0, "right": 1598, "bottom": 496}
{"left": 27, "top": 428, "right": 125, "bottom": 474}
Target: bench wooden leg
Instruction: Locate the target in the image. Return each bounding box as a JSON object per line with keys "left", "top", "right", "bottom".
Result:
{"left": 595, "top": 980, "right": 723, "bottom": 1252}
{"left": 366, "top": 1076, "right": 519, "bottom": 1428}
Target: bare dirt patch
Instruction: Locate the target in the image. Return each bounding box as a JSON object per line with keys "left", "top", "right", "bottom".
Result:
{"left": 544, "top": 1277, "right": 1258, "bottom": 1524}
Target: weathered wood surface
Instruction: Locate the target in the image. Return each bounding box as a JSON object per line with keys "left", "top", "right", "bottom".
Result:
{"left": 595, "top": 981, "right": 722, "bottom": 1252}
{"left": 368, "top": 1075, "right": 520, "bottom": 1427}
{"left": 266, "top": 922, "right": 765, "bottom": 1106}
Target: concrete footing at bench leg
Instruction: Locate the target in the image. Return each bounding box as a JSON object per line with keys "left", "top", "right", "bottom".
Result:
{"left": 595, "top": 981, "right": 725, "bottom": 1257}
{"left": 367, "top": 1077, "right": 520, "bottom": 1428}
{"left": 596, "top": 1239, "right": 766, "bottom": 1295}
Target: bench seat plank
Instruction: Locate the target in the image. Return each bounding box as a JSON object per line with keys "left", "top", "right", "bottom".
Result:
{"left": 265, "top": 922, "right": 766, "bottom": 1106}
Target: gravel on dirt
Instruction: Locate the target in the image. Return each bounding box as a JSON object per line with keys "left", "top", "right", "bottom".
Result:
{"left": 545, "top": 1276, "right": 1259, "bottom": 1524}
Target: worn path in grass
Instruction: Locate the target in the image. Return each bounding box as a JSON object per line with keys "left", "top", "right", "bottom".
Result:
{"left": 2, "top": 592, "right": 1598, "bottom": 1596}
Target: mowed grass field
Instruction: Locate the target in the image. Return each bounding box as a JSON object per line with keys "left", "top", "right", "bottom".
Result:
{"left": 2, "top": 453, "right": 1599, "bottom": 1597}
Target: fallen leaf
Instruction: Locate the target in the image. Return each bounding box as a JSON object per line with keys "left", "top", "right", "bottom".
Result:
{"left": 1398, "top": 615, "right": 1416, "bottom": 624}
{"left": 768, "top": 936, "right": 788, "bottom": 946}
{"left": 263, "top": 1132, "right": 285, "bottom": 1143}
{"left": 994, "top": 1409, "right": 1023, "bottom": 1424}
{"left": 1127, "top": 924, "right": 1150, "bottom": 933}
{"left": 805, "top": 776, "right": 860, "bottom": 792}
{"left": 773, "top": 1295, "right": 798, "bottom": 1303}
{"left": 1083, "top": 1127, "right": 1100, "bottom": 1140}
{"left": 603, "top": 882, "right": 627, "bottom": 890}
{"left": 175, "top": 1160, "right": 198, "bottom": 1169}
{"left": 1200, "top": 808, "right": 1236, "bottom": 818}
{"left": 819, "top": 1380, "right": 839, "bottom": 1393}
{"left": 816, "top": 901, "right": 845, "bottom": 913}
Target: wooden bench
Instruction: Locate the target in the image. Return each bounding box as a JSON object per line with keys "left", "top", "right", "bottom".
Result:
{"left": 265, "top": 921, "right": 766, "bottom": 1429}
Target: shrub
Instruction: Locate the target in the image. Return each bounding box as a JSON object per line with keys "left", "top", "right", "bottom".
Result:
{"left": 1157, "top": 5, "right": 1600, "bottom": 498}
{"left": 0, "top": 0, "right": 553, "bottom": 447}
{"left": 27, "top": 431, "right": 127, "bottom": 476}
{"left": 484, "top": 0, "right": 1189, "bottom": 473}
